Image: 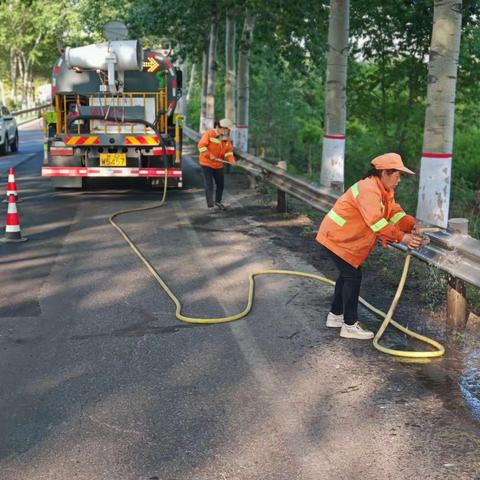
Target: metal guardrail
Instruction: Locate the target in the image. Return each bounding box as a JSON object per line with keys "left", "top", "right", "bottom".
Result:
{"left": 184, "top": 126, "right": 480, "bottom": 326}
{"left": 12, "top": 103, "right": 50, "bottom": 125}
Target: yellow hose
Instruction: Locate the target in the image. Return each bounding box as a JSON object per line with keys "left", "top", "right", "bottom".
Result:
{"left": 109, "top": 178, "right": 445, "bottom": 358}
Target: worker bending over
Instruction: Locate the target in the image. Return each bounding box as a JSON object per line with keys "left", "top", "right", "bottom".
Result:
{"left": 317, "top": 153, "right": 423, "bottom": 340}
{"left": 197, "top": 118, "right": 236, "bottom": 212}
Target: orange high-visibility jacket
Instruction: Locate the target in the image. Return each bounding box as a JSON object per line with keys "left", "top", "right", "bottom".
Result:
{"left": 316, "top": 176, "right": 416, "bottom": 268}
{"left": 197, "top": 129, "right": 236, "bottom": 169}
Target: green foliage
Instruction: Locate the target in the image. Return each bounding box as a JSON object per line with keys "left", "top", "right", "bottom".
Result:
{"left": 187, "top": 73, "right": 202, "bottom": 129}
{"left": 454, "top": 331, "right": 465, "bottom": 342}
{"left": 453, "top": 127, "right": 480, "bottom": 189}
{"left": 0, "top": 0, "right": 70, "bottom": 77}
{"left": 246, "top": 47, "right": 326, "bottom": 177}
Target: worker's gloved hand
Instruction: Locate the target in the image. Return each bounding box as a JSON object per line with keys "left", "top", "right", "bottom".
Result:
{"left": 402, "top": 233, "right": 423, "bottom": 250}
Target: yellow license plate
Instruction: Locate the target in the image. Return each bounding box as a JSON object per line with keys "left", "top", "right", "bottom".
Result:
{"left": 99, "top": 153, "right": 127, "bottom": 167}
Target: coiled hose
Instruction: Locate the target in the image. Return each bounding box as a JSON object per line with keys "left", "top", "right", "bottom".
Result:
{"left": 109, "top": 150, "right": 445, "bottom": 358}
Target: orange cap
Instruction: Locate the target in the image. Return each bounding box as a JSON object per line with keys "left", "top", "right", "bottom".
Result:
{"left": 219, "top": 118, "right": 235, "bottom": 130}
{"left": 371, "top": 153, "right": 414, "bottom": 175}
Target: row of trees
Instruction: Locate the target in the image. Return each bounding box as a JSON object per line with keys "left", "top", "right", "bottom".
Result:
{"left": 0, "top": 0, "right": 72, "bottom": 108}
{"left": 322, "top": 0, "right": 463, "bottom": 227}
{"left": 0, "top": 0, "right": 478, "bottom": 230}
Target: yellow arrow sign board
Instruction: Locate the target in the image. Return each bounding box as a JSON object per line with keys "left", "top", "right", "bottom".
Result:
{"left": 143, "top": 57, "right": 160, "bottom": 73}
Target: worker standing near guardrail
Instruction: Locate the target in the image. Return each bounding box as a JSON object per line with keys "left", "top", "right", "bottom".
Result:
{"left": 316, "top": 153, "right": 423, "bottom": 340}
{"left": 197, "top": 118, "right": 236, "bottom": 212}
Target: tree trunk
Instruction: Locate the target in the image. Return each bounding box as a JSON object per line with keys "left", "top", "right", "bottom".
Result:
{"left": 184, "top": 62, "right": 196, "bottom": 123}
{"left": 10, "top": 48, "right": 17, "bottom": 106}
{"left": 225, "top": 14, "right": 236, "bottom": 135}
{"left": 236, "top": 12, "right": 256, "bottom": 152}
{"left": 199, "top": 39, "right": 209, "bottom": 132}
{"left": 26, "top": 61, "right": 34, "bottom": 107}
{"left": 416, "top": 0, "right": 462, "bottom": 228}
{"left": 320, "top": 0, "right": 349, "bottom": 191}
{"left": 204, "top": 15, "right": 219, "bottom": 131}
{"left": 28, "top": 34, "right": 42, "bottom": 107}
{"left": 17, "top": 52, "right": 27, "bottom": 109}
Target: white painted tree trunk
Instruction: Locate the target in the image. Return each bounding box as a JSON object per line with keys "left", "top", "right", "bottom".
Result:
{"left": 236, "top": 13, "right": 256, "bottom": 152}
{"left": 416, "top": 0, "right": 462, "bottom": 228}
{"left": 199, "top": 40, "right": 209, "bottom": 132}
{"left": 10, "top": 49, "right": 17, "bottom": 105}
{"left": 320, "top": 0, "right": 349, "bottom": 191}
{"left": 225, "top": 14, "right": 236, "bottom": 144}
{"left": 204, "top": 17, "right": 219, "bottom": 131}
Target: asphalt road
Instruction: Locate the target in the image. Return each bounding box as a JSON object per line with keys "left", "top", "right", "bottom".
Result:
{"left": 0, "top": 122, "right": 479, "bottom": 480}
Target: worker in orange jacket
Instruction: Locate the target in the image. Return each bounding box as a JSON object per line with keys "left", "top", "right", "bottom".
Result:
{"left": 316, "top": 153, "right": 423, "bottom": 340}
{"left": 197, "top": 118, "right": 236, "bottom": 212}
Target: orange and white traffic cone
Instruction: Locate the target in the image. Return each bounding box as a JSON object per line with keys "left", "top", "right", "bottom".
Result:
{"left": 0, "top": 194, "right": 27, "bottom": 243}
{"left": 3, "top": 168, "right": 21, "bottom": 203}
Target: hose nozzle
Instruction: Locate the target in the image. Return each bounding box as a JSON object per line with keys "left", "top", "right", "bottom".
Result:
{"left": 416, "top": 227, "right": 441, "bottom": 247}
{"left": 417, "top": 227, "right": 441, "bottom": 234}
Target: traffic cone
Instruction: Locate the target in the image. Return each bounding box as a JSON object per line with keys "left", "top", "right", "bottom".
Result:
{"left": 0, "top": 194, "right": 27, "bottom": 243}
{"left": 3, "top": 168, "right": 22, "bottom": 203}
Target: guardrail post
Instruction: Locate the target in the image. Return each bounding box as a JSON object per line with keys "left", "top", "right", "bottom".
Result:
{"left": 276, "top": 161, "right": 287, "bottom": 213}
{"left": 447, "top": 218, "right": 468, "bottom": 330}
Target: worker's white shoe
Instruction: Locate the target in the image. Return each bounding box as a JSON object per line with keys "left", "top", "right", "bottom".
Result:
{"left": 326, "top": 312, "right": 344, "bottom": 328}
{"left": 340, "top": 321, "right": 374, "bottom": 340}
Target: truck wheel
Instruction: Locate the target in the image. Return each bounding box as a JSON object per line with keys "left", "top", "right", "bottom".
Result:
{"left": 10, "top": 130, "right": 18, "bottom": 152}
{"left": 0, "top": 134, "right": 10, "bottom": 155}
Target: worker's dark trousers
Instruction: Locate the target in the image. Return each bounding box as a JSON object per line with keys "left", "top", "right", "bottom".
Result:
{"left": 325, "top": 248, "right": 362, "bottom": 325}
{"left": 202, "top": 166, "right": 224, "bottom": 207}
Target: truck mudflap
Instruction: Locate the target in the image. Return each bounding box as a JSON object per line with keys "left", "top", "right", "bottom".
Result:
{"left": 42, "top": 167, "right": 182, "bottom": 178}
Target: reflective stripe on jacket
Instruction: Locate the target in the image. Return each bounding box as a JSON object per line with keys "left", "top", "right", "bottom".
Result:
{"left": 197, "top": 129, "right": 236, "bottom": 169}
{"left": 316, "top": 176, "right": 416, "bottom": 268}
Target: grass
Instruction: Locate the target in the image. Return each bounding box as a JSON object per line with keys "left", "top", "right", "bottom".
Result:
{"left": 454, "top": 331, "right": 465, "bottom": 342}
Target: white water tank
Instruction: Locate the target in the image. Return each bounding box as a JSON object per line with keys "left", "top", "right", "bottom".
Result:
{"left": 65, "top": 40, "right": 143, "bottom": 71}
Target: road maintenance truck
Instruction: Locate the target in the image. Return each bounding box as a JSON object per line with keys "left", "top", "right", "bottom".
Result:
{"left": 42, "top": 24, "right": 183, "bottom": 189}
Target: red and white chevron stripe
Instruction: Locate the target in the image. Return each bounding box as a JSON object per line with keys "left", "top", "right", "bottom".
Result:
{"left": 6, "top": 168, "right": 18, "bottom": 197}
{"left": 42, "top": 167, "right": 183, "bottom": 178}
